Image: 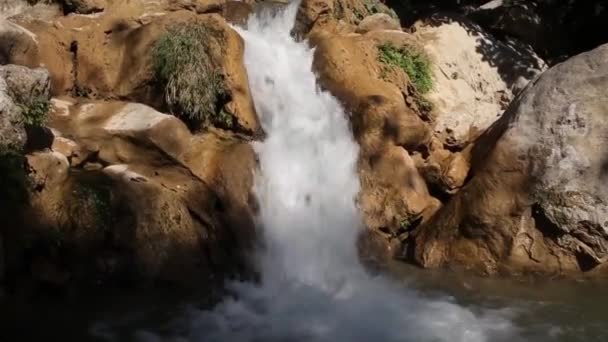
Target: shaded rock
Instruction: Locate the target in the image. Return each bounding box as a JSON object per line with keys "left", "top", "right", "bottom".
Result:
{"left": 416, "top": 138, "right": 470, "bottom": 194}
{"left": 470, "top": 0, "right": 608, "bottom": 63}
{"left": 293, "top": 0, "right": 397, "bottom": 38}
{"left": 413, "top": 43, "right": 608, "bottom": 276}
{"left": 0, "top": 78, "right": 24, "bottom": 152}
{"left": 60, "top": 0, "right": 106, "bottom": 14}
{"left": 356, "top": 13, "right": 400, "bottom": 33}
{"left": 413, "top": 16, "right": 546, "bottom": 147}
{"left": 8, "top": 97, "right": 258, "bottom": 288}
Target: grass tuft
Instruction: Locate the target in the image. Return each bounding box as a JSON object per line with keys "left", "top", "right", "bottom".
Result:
{"left": 378, "top": 43, "right": 433, "bottom": 94}
{"left": 152, "top": 23, "right": 230, "bottom": 128}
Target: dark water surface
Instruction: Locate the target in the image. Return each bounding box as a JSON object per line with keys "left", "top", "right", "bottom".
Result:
{"left": 387, "top": 262, "right": 608, "bottom": 342}
{"left": 1, "top": 264, "right": 606, "bottom": 342}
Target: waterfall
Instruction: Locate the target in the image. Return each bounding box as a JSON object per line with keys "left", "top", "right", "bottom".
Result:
{"left": 134, "top": 3, "right": 517, "bottom": 341}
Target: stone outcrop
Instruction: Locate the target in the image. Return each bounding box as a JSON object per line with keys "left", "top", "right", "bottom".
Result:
{"left": 0, "top": 64, "right": 50, "bottom": 152}
{"left": 7, "top": 99, "right": 257, "bottom": 289}
{"left": 293, "top": 0, "right": 397, "bottom": 38}
{"left": 413, "top": 15, "right": 546, "bottom": 148}
{"left": 413, "top": 43, "right": 608, "bottom": 276}
{"left": 312, "top": 30, "right": 439, "bottom": 254}
{"left": 2, "top": 1, "right": 261, "bottom": 135}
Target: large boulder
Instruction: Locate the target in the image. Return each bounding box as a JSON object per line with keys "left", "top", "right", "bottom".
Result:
{"left": 3, "top": 98, "right": 257, "bottom": 289}
{"left": 413, "top": 43, "right": 608, "bottom": 276}
{"left": 3, "top": 3, "right": 261, "bottom": 135}
{"left": 313, "top": 31, "right": 439, "bottom": 253}
{"left": 413, "top": 16, "right": 546, "bottom": 148}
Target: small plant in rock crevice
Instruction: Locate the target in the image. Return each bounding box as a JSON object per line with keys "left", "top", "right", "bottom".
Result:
{"left": 152, "top": 23, "right": 231, "bottom": 129}
{"left": 17, "top": 96, "right": 51, "bottom": 127}
{"left": 377, "top": 43, "right": 433, "bottom": 94}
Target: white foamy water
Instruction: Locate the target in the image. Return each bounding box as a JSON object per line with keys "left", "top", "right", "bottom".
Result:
{"left": 111, "top": 3, "right": 518, "bottom": 341}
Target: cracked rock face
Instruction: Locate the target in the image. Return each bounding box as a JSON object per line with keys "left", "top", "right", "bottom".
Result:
{"left": 414, "top": 43, "right": 608, "bottom": 276}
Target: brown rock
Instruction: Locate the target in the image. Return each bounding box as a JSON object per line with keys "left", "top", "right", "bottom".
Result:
{"left": 356, "top": 13, "right": 400, "bottom": 33}
{"left": 312, "top": 32, "right": 438, "bottom": 248}
{"left": 413, "top": 43, "right": 608, "bottom": 277}
{"left": 7, "top": 6, "right": 260, "bottom": 135}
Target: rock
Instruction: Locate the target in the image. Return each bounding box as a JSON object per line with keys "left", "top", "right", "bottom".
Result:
{"left": 417, "top": 141, "right": 470, "bottom": 194}
{"left": 7, "top": 5, "right": 261, "bottom": 135}
{"left": 13, "top": 97, "right": 258, "bottom": 288}
{"left": 0, "top": 78, "right": 24, "bottom": 152}
{"left": 313, "top": 31, "right": 439, "bottom": 248}
{"left": 50, "top": 135, "right": 91, "bottom": 166}
{"left": 60, "top": 0, "right": 106, "bottom": 14}
{"left": 356, "top": 13, "right": 400, "bottom": 33}
{"left": 27, "top": 150, "right": 70, "bottom": 188}
{"left": 413, "top": 16, "right": 546, "bottom": 147}
{"left": 0, "top": 64, "right": 50, "bottom": 102}
{"left": 413, "top": 43, "right": 608, "bottom": 276}
{"left": 470, "top": 0, "right": 608, "bottom": 63}
{"left": 293, "top": 0, "right": 397, "bottom": 38}
{"left": 50, "top": 100, "right": 193, "bottom": 165}
{"left": 0, "top": 65, "right": 51, "bottom": 152}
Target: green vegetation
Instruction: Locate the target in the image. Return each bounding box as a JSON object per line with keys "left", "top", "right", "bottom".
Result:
{"left": 363, "top": 0, "right": 399, "bottom": 20}
{"left": 17, "top": 96, "right": 50, "bottom": 127}
{"left": 378, "top": 43, "right": 433, "bottom": 94}
{"left": 152, "top": 23, "right": 230, "bottom": 127}
{"left": 399, "top": 218, "right": 412, "bottom": 232}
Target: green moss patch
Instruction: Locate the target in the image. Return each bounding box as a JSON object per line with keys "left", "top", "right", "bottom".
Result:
{"left": 378, "top": 43, "right": 433, "bottom": 94}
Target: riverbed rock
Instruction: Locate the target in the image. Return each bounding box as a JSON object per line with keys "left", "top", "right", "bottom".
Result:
{"left": 356, "top": 13, "right": 400, "bottom": 33}
{"left": 1, "top": 95, "right": 258, "bottom": 289}
{"left": 50, "top": 100, "right": 193, "bottom": 165}
{"left": 5, "top": 3, "right": 260, "bottom": 135}
{"left": 313, "top": 31, "right": 439, "bottom": 250}
{"left": 413, "top": 16, "right": 546, "bottom": 148}
{"left": 293, "top": 0, "right": 398, "bottom": 38}
{"left": 413, "top": 43, "right": 608, "bottom": 276}
{"left": 0, "top": 64, "right": 50, "bottom": 152}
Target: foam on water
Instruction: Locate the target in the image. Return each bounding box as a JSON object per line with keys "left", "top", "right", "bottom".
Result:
{"left": 129, "top": 3, "right": 517, "bottom": 341}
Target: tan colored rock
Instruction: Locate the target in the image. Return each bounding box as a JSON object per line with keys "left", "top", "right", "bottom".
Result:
{"left": 413, "top": 43, "right": 608, "bottom": 276}
{"left": 356, "top": 13, "right": 400, "bottom": 33}
{"left": 418, "top": 144, "right": 470, "bottom": 194}
{"left": 313, "top": 32, "right": 438, "bottom": 246}
{"left": 6, "top": 5, "right": 261, "bottom": 135}
{"left": 414, "top": 16, "right": 546, "bottom": 147}
{"left": 50, "top": 100, "right": 192, "bottom": 165}
{"left": 294, "top": 0, "right": 395, "bottom": 38}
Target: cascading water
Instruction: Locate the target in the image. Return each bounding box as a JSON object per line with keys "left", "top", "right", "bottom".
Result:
{"left": 133, "top": 3, "right": 517, "bottom": 341}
